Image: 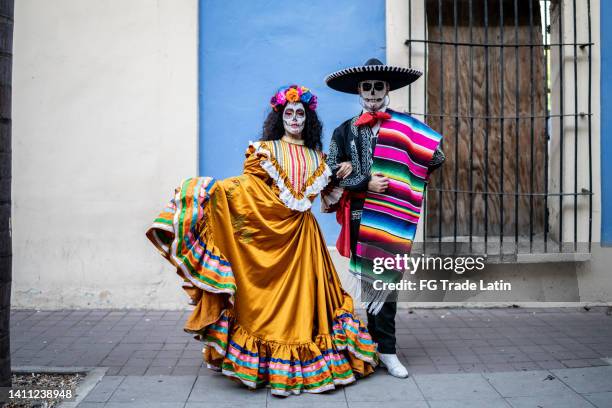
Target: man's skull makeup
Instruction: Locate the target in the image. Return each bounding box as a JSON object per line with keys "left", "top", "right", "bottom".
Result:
{"left": 283, "top": 102, "right": 306, "bottom": 136}
{"left": 358, "top": 80, "right": 389, "bottom": 112}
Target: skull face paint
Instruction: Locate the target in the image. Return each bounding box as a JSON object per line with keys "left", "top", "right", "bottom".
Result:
{"left": 358, "top": 80, "right": 389, "bottom": 112}
{"left": 283, "top": 102, "right": 306, "bottom": 136}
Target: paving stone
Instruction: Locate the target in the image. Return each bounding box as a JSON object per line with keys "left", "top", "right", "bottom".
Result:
{"left": 176, "top": 358, "right": 199, "bottom": 367}
{"left": 104, "top": 402, "right": 185, "bottom": 408}
{"left": 105, "top": 367, "right": 122, "bottom": 375}
{"left": 102, "top": 357, "right": 130, "bottom": 366}
{"left": 427, "top": 399, "right": 512, "bottom": 408}
{"left": 172, "top": 366, "right": 200, "bottom": 375}
{"left": 109, "top": 375, "right": 196, "bottom": 402}
{"left": 186, "top": 403, "right": 267, "bottom": 408}
{"left": 139, "top": 343, "right": 164, "bottom": 351}
{"left": 188, "top": 374, "right": 267, "bottom": 403}
{"left": 145, "top": 366, "right": 174, "bottom": 375}
{"left": 132, "top": 350, "right": 159, "bottom": 358}
{"left": 574, "top": 349, "right": 603, "bottom": 359}
{"left": 405, "top": 365, "right": 440, "bottom": 374}
{"left": 406, "top": 356, "right": 434, "bottom": 365}
{"left": 536, "top": 360, "right": 566, "bottom": 370}
{"left": 349, "top": 402, "right": 427, "bottom": 408}
{"left": 505, "top": 392, "right": 595, "bottom": 408}
{"left": 118, "top": 366, "right": 147, "bottom": 376}
{"left": 125, "top": 358, "right": 152, "bottom": 367}
{"left": 587, "top": 358, "right": 610, "bottom": 366}
{"left": 157, "top": 350, "right": 183, "bottom": 358}
{"left": 150, "top": 357, "right": 178, "bottom": 367}
{"left": 478, "top": 353, "right": 513, "bottom": 364}
{"left": 582, "top": 391, "right": 612, "bottom": 408}
{"left": 431, "top": 355, "right": 458, "bottom": 365}
{"left": 266, "top": 387, "right": 346, "bottom": 406}
{"left": 551, "top": 366, "right": 612, "bottom": 394}
{"left": 425, "top": 347, "right": 452, "bottom": 358}
{"left": 451, "top": 347, "right": 480, "bottom": 356}
{"left": 345, "top": 370, "right": 425, "bottom": 402}
{"left": 400, "top": 347, "right": 428, "bottom": 357}
{"left": 435, "top": 364, "right": 465, "bottom": 373}
{"left": 459, "top": 364, "right": 489, "bottom": 373}
{"left": 511, "top": 362, "right": 541, "bottom": 371}
{"left": 455, "top": 354, "right": 482, "bottom": 364}
{"left": 526, "top": 351, "right": 556, "bottom": 361}
{"left": 81, "top": 376, "right": 125, "bottom": 403}
{"left": 484, "top": 370, "right": 576, "bottom": 397}
{"left": 415, "top": 373, "right": 500, "bottom": 401}
{"left": 562, "top": 359, "right": 598, "bottom": 368}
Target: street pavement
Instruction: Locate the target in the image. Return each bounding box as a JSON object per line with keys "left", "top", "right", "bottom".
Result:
{"left": 9, "top": 307, "right": 612, "bottom": 407}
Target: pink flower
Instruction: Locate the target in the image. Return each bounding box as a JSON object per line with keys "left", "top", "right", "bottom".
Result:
{"left": 275, "top": 91, "right": 286, "bottom": 105}
{"left": 308, "top": 95, "right": 318, "bottom": 110}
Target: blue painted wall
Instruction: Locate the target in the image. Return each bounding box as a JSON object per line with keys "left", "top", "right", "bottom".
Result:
{"left": 199, "top": 0, "right": 386, "bottom": 242}
{"left": 602, "top": 1, "right": 612, "bottom": 246}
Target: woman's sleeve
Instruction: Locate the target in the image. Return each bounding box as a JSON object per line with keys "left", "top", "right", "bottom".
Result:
{"left": 242, "top": 141, "right": 272, "bottom": 182}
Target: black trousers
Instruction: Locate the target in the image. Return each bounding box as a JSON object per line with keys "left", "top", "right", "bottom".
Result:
{"left": 366, "top": 292, "right": 398, "bottom": 354}
{"left": 350, "top": 199, "right": 397, "bottom": 354}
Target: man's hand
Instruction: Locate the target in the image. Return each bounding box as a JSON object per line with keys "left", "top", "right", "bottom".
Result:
{"left": 368, "top": 172, "right": 389, "bottom": 193}
{"left": 336, "top": 161, "right": 353, "bottom": 179}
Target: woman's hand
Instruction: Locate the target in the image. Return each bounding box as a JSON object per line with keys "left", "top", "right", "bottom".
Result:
{"left": 336, "top": 161, "right": 353, "bottom": 179}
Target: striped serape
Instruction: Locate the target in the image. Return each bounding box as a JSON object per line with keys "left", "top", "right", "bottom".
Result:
{"left": 349, "top": 109, "right": 443, "bottom": 314}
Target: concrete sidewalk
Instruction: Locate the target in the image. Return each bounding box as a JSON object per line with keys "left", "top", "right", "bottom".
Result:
{"left": 9, "top": 307, "right": 612, "bottom": 407}
{"left": 73, "top": 366, "right": 612, "bottom": 408}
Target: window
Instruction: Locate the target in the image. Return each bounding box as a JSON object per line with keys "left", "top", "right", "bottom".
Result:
{"left": 405, "top": 0, "right": 593, "bottom": 261}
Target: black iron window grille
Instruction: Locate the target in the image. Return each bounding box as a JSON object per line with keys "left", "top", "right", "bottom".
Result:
{"left": 405, "top": 0, "right": 593, "bottom": 262}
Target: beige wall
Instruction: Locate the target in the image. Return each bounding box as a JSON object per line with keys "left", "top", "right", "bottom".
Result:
{"left": 11, "top": 0, "right": 199, "bottom": 309}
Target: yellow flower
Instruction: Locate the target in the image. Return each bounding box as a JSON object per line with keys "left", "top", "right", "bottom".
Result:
{"left": 285, "top": 88, "right": 299, "bottom": 103}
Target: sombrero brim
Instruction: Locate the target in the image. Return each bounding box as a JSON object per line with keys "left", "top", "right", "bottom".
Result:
{"left": 325, "top": 64, "right": 423, "bottom": 94}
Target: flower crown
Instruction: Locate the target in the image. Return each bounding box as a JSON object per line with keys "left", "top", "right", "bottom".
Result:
{"left": 270, "top": 85, "right": 318, "bottom": 112}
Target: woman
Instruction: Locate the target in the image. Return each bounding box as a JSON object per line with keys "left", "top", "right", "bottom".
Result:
{"left": 146, "top": 85, "right": 377, "bottom": 396}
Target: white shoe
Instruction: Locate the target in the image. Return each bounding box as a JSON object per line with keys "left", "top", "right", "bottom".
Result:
{"left": 378, "top": 353, "right": 409, "bottom": 378}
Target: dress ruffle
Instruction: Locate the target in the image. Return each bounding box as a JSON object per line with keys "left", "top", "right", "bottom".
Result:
{"left": 145, "top": 177, "right": 237, "bottom": 303}
{"left": 194, "top": 300, "right": 377, "bottom": 396}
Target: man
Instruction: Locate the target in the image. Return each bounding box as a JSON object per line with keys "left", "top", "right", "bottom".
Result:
{"left": 324, "top": 58, "right": 445, "bottom": 378}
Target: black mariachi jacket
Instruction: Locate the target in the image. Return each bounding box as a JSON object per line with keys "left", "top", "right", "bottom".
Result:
{"left": 326, "top": 114, "right": 446, "bottom": 192}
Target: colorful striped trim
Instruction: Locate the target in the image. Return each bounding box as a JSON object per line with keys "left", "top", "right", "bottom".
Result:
{"left": 146, "top": 177, "right": 237, "bottom": 301}
{"left": 199, "top": 307, "right": 376, "bottom": 395}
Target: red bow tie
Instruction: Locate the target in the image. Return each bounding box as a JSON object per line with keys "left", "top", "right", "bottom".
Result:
{"left": 354, "top": 111, "right": 391, "bottom": 127}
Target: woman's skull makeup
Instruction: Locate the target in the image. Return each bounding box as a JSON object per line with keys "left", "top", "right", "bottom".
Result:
{"left": 358, "top": 80, "right": 389, "bottom": 112}
{"left": 283, "top": 102, "right": 306, "bottom": 136}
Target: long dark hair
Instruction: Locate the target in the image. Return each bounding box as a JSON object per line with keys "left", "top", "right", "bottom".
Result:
{"left": 261, "top": 105, "right": 323, "bottom": 151}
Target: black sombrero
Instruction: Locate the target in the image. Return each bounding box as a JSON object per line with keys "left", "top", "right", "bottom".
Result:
{"left": 325, "top": 58, "right": 423, "bottom": 94}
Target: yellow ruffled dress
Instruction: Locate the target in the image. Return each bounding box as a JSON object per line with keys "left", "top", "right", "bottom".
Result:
{"left": 146, "top": 138, "right": 377, "bottom": 396}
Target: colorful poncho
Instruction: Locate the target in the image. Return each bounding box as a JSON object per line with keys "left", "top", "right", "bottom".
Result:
{"left": 349, "top": 110, "right": 443, "bottom": 314}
